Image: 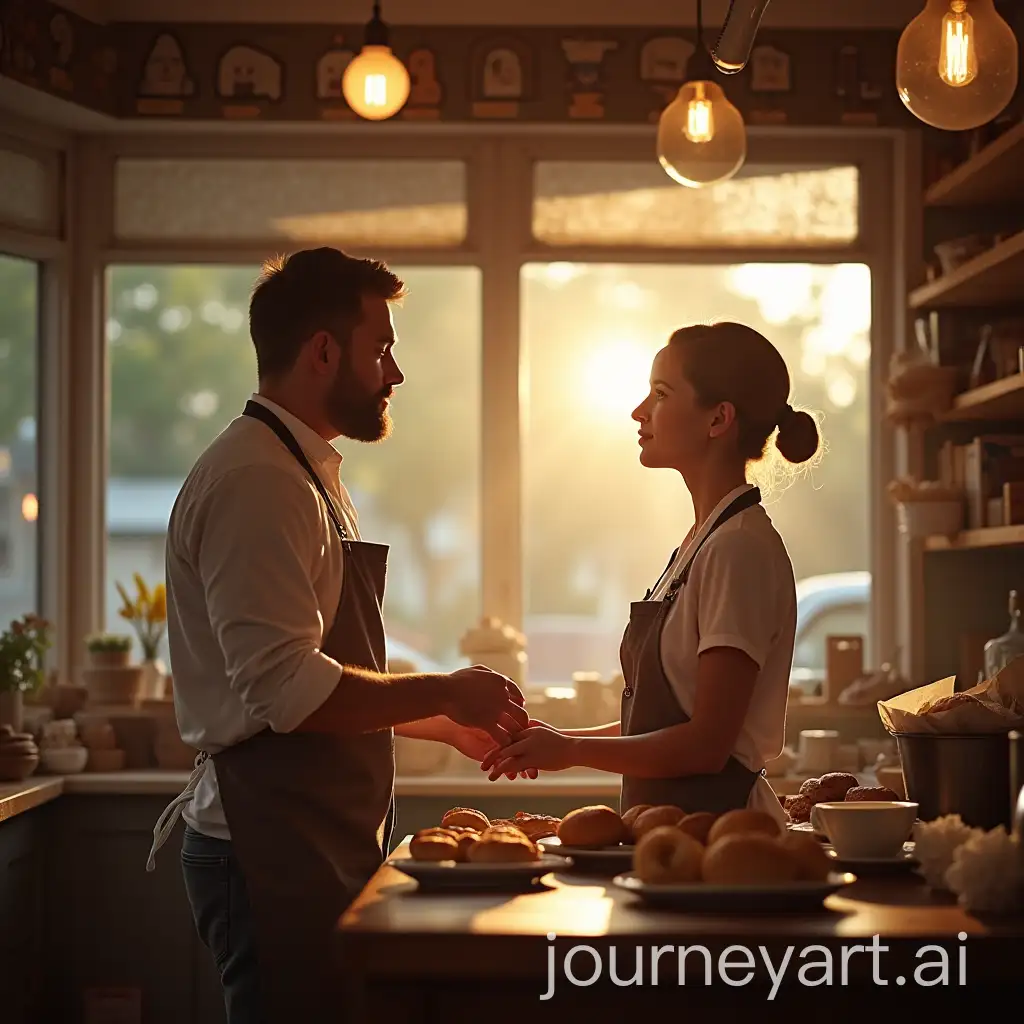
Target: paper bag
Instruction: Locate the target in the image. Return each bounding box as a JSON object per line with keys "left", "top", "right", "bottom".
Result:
{"left": 877, "top": 659, "right": 1024, "bottom": 734}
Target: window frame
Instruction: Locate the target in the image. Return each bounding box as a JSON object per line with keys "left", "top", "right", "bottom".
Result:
{"left": 0, "top": 111, "right": 68, "bottom": 670}
{"left": 69, "top": 124, "right": 907, "bottom": 678}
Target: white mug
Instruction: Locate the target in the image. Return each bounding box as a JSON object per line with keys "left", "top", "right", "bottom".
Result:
{"left": 810, "top": 801, "right": 918, "bottom": 860}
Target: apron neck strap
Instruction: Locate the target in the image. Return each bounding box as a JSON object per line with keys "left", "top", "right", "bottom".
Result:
{"left": 243, "top": 400, "right": 347, "bottom": 540}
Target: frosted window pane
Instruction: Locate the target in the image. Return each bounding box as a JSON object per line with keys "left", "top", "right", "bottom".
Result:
{"left": 0, "top": 148, "right": 50, "bottom": 229}
{"left": 533, "top": 162, "right": 859, "bottom": 247}
{"left": 114, "top": 159, "right": 467, "bottom": 245}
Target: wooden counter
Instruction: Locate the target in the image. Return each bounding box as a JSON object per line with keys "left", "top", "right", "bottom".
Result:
{"left": 337, "top": 838, "right": 1024, "bottom": 1018}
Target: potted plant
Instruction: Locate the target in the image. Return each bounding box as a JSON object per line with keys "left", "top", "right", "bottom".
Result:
{"left": 85, "top": 633, "right": 134, "bottom": 668}
{"left": 115, "top": 575, "right": 168, "bottom": 699}
{"left": 0, "top": 614, "right": 52, "bottom": 733}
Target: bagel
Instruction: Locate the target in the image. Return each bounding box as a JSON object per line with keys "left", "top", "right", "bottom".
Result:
{"left": 409, "top": 832, "right": 459, "bottom": 861}
{"left": 677, "top": 811, "right": 717, "bottom": 845}
{"left": 467, "top": 831, "right": 538, "bottom": 863}
{"left": 557, "top": 805, "right": 627, "bottom": 847}
{"left": 620, "top": 804, "right": 652, "bottom": 839}
{"left": 777, "top": 831, "right": 832, "bottom": 881}
{"left": 702, "top": 833, "right": 800, "bottom": 885}
{"left": 441, "top": 807, "right": 490, "bottom": 830}
{"left": 634, "top": 825, "right": 703, "bottom": 885}
{"left": 632, "top": 805, "right": 687, "bottom": 841}
{"left": 706, "top": 808, "right": 781, "bottom": 846}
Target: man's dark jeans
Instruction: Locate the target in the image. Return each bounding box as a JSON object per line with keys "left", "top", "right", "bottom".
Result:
{"left": 181, "top": 824, "right": 266, "bottom": 1024}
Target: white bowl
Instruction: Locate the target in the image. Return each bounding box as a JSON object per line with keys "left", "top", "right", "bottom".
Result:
{"left": 41, "top": 745, "right": 89, "bottom": 774}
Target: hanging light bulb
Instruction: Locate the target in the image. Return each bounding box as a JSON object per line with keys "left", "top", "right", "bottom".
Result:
{"left": 342, "top": 1, "right": 410, "bottom": 120}
{"left": 896, "top": 0, "right": 1018, "bottom": 131}
{"left": 657, "top": 1, "right": 747, "bottom": 188}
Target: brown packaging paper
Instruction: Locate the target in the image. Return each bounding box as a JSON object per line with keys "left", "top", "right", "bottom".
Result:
{"left": 877, "top": 658, "right": 1024, "bottom": 734}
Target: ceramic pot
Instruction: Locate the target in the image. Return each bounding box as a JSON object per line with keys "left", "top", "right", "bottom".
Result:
{"left": 0, "top": 724, "right": 39, "bottom": 780}
{"left": 81, "top": 665, "right": 143, "bottom": 706}
{"left": 0, "top": 690, "right": 24, "bottom": 733}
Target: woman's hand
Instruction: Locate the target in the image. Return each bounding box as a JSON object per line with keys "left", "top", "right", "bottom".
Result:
{"left": 445, "top": 722, "right": 538, "bottom": 779}
{"left": 480, "top": 724, "right": 577, "bottom": 781}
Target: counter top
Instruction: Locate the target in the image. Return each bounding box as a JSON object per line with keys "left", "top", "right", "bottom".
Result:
{"left": 338, "top": 838, "right": 1024, "bottom": 994}
{"left": 0, "top": 768, "right": 832, "bottom": 825}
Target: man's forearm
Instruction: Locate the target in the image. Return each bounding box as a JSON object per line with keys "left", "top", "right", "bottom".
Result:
{"left": 297, "top": 666, "right": 451, "bottom": 736}
{"left": 394, "top": 715, "right": 455, "bottom": 743}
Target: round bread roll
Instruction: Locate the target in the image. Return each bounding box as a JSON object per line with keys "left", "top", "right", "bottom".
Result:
{"left": 677, "top": 811, "right": 717, "bottom": 845}
{"left": 784, "top": 795, "right": 813, "bottom": 823}
{"left": 467, "top": 832, "right": 538, "bottom": 863}
{"left": 798, "top": 777, "right": 822, "bottom": 798}
{"left": 706, "top": 809, "right": 781, "bottom": 846}
{"left": 454, "top": 832, "right": 480, "bottom": 861}
{"left": 634, "top": 826, "right": 703, "bottom": 884}
{"left": 777, "top": 832, "right": 832, "bottom": 881}
{"left": 845, "top": 785, "right": 899, "bottom": 802}
{"left": 557, "top": 805, "right": 627, "bottom": 847}
{"left": 409, "top": 833, "right": 459, "bottom": 861}
{"left": 816, "top": 772, "right": 859, "bottom": 802}
{"left": 441, "top": 807, "right": 490, "bottom": 830}
{"left": 702, "top": 833, "right": 800, "bottom": 885}
{"left": 632, "top": 805, "right": 687, "bottom": 841}
{"left": 620, "top": 804, "right": 652, "bottom": 838}
{"left": 512, "top": 811, "right": 561, "bottom": 840}
{"left": 483, "top": 824, "right": 529, "bottom": 840}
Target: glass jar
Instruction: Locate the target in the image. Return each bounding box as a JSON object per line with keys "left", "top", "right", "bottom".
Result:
{"left": 983, "top": 590, "right": 1024, "bottom": 679}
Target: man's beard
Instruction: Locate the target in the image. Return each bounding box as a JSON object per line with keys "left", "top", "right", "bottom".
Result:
{"left": 326, "top": 366, "right": 393, "bottom": 443}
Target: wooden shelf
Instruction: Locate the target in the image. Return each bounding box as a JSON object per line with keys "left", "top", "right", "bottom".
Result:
{"left": 942, "top": 374, "right": 1024, "bottom": 422}
{"left": 925, "top": 525, "right": 1024, "bottom": 550}
{"left": 909, "top": 229, "right": 1024, "bottom": 309}
{"left": 925, "top": 120, "right": 1024, "bottom": 207}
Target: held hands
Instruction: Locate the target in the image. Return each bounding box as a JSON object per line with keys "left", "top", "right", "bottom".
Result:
{"left": 480, "top": 721, "right": 576, "bottom": 781}
{"left": 442, "top": 664, "right": 536, "bottom": 779}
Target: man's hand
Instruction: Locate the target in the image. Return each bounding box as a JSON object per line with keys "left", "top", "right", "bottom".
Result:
{"left": 441, "top": 664, "right": 529, "bottom": 748}
{"left": 480, "top": 724, "right": 577, "bottom": 781}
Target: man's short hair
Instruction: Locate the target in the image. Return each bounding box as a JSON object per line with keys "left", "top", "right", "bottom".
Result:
{"left": 248, "top": 247, "right": 406, "bottom": 378}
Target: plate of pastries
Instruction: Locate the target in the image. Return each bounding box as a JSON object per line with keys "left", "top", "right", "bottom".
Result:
{"left": 610, "top": 807, "right": 855, "bottom": 912}
{"left": 391, "top": 807, "right": 564, "bottom": 889}
{"left": 782, "top": 773, "right": 901, "bottom": 838}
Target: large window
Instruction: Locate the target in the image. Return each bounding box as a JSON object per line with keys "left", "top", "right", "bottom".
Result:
{"left": 104, "top": 264, "right": 481, "bottom": 670}
{"left": 0, "top": 253, "right": 39, "bottom": 628}
{"left": 521, "top": 261, "right": 871, "bottom": 685}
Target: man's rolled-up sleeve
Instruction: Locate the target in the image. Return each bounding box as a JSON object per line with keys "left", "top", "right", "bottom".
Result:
{"left": 195, "top": 465, "right": 341, "bottom": 732}
{"left": 695, "top": 530, "right": 779, "bottom": 670}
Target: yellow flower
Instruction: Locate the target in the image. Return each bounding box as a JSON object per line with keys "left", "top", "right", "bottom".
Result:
{"left": 115, "top": 581, "right": 135, "bottom": 618}
{"left": 134, "top": 573, "right": 150, "bottom": 608}
{"left": 151, "top": 583, "right": 167, "bottom": 623}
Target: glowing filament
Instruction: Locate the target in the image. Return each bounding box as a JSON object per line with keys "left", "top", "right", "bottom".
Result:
{"left": 365, "top": 74, "right": 387, "bottom": 106}
{"left": 685, "top": 83, "right": 714, "bottom": 143}
{"left": 940, "top": 2, "right": 977, "bottom": 86}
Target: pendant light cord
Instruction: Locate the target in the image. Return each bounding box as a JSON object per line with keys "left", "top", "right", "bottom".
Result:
{"left": 696, "top": 0, "right": 704, "bottom": 54}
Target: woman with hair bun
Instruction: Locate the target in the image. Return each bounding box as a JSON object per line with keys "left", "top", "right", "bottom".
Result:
{"left": 483, "top": 322, "right": 821, "bottom": 824}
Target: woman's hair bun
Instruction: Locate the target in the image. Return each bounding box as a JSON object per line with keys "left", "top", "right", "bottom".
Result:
{"left": 775, "top": 406, "right": 820, "bottom": 465}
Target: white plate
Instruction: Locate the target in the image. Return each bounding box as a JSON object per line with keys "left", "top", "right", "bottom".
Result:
{"left": 825, "top": 845, "right": 916, "bottom": 873}
{"left": 388, "top": 853, "right": 565, "bottom": 890}
{"left": 538, "top": 836, "right": 635, "bottom": 865}
{"left": 787, "top": 821, "right": 827, "bottom": 840}
{"left": 612, "top": 871, "right": 855, "bottom": 913}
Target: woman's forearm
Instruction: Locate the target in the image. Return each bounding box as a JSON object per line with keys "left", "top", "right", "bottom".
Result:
{"left": 562, "top": 721, "right": 621, "bottom": 738}
{"left": 569, "top": 721, "right": 727, "bottom": 777}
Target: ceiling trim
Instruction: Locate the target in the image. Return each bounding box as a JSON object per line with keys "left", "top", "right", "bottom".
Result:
{"left": 84, "top": 0, "right": 925, "bottom": 29}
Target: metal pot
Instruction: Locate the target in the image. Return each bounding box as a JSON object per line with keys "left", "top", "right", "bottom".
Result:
{"left": 895, "top": 731, "right": 1012, "bottom": 830}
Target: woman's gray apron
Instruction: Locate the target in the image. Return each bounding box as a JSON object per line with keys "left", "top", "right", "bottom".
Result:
{"left": 619, "top": 486, "right": 766, "bottom": 814}
{"left": 211, "top": 400, "right": 396, "bottom": 1022}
